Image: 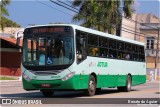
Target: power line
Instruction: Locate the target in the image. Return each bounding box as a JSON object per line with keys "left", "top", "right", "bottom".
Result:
{"left": 122, "top": 26, "right": 160, "bottom": 40}
{"left": 36, "top": 0, "right": 160, "bottom": 41}
{"left": 35, "top": 1, "right": 158, "bottom": 51}
{"left": 57, "top": 0, "right": 79, "bottom": 11}
{"left": 50, "top": 0, "right": 79, "bottom": 14}
{"left": 122, "top": 27, "right": 152, "bottom": 38}
{"left": 35, "top": 0, "right": 160, "bottom": 43}
{"left": 121, "top": 15, "right": 159, "bottom": 30}
{"left": 55, "top": 0, "right": 159, "bottom": 30}
{"left": 49, "top": 0, "right": 159, "bottom": 39}
{"left": 36, "top": 0, "right": 74, "bottom": 17}
{"left": 123, "top": 24, "right": 135, "bottom": 29}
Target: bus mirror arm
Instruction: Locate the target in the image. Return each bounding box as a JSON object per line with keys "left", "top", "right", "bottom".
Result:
{"left": 16, "top": 37, "right": 21, "bottom": 46}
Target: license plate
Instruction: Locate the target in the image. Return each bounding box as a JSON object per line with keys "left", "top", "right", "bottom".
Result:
{"left": 41, "top": 84, "right": 51, "bottom": 88}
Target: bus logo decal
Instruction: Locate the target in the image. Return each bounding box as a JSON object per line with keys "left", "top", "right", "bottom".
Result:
{"left": 97, "top": 62, "right": 108, "bottom": 67}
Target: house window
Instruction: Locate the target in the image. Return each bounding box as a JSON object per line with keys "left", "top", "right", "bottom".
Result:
{"left": 146, "top": 37, "right": 154, "bottom": 49}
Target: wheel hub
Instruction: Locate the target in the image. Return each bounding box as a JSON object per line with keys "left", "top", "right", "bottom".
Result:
{"left": 89, "top": 80, "right": 95, "bottom": 91}
{"left": 127, "top": 79, "right": 131, "bottom": 89}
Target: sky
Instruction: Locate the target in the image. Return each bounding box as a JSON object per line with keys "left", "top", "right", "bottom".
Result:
{"left": 6, "top": 0, "right": 160, "bottom": 28}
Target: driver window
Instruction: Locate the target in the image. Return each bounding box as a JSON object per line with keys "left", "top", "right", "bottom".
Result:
{"left": 46, "top": 38, "right": 64, "bottom": 65}
{"left": 76, "top": 30, "right": 86, "bottom": 63}
{"left": 39, "top": 38, "right": 46, "bottom": 65}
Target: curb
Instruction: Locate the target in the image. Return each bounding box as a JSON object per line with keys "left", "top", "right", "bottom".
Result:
{"left": 0, "top": 80, "right": 22, "bottom": 82}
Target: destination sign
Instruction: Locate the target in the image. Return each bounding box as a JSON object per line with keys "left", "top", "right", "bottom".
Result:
{"left": 32, "top": 27, "right": 65, "bottom": 33}
{"left": 24, "top": 26, "right": 71, "bottom": 34}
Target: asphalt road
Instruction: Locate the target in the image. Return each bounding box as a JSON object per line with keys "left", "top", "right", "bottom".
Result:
{"left": 0, "top": 80, "right": 159, "bottom": 98}
{"left": 0, "top": 80, "right": 159, "bottom": 107}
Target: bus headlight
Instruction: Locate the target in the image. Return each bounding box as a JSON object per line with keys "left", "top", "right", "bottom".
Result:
{"left": 62, "top": 72, "right": 75, "bottom": 81}
{"left": 22, "top": 73, "right": 31, "bottom": 82}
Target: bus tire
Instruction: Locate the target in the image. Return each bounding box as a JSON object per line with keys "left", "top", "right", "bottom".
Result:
{"left": 117, "top": 75, "right": 132, "bottom": 92}
{"left": 85, "top": 75, "right": 96, "bottom": 96}
{"left": 41, "top": 90, "right": 54, "bottom": 97}
{"left": 125, "top": 75, "right": 132, "bottom": 92}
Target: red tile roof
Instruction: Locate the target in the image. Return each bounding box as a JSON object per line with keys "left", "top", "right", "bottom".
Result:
{"left": 0, "top": 36, "right": 23, "bottom": 48}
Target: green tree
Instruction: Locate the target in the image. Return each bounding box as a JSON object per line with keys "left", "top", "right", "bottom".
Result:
{"left": 0, "top": 0, "right": 10, "bottom": 31}
{"left": 72, "top": 0, "right": 134, "bottom": 34}
{"left": 0, "top": 0, "right": 20, "bottom": 31}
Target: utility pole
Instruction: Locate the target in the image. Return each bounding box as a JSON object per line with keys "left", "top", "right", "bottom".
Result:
{"left": 116, "top": 7, "right": 123, "bottom": 37}
{"left": 116, "top": 0, "right": 123, "bottom": 36}
{"left": 134, "top": 15, "right": 138, "bottom": 41}
{"left": 155, "top": 26, "right": 160, "bottom": 80}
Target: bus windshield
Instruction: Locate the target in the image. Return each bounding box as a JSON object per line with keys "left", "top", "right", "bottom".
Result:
{"left": 22, "top": 34, "right": 74, "bottom": 67}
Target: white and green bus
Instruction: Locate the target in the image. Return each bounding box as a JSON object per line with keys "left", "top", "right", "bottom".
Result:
{"left": 21, "top": 24, "right": 146, "bottom": 96}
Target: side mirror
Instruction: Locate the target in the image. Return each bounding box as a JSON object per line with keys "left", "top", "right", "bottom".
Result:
{"left": 16, "top": 31, "right": 23, "bottom": 46}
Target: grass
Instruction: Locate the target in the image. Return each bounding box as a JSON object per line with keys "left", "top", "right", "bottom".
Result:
{"left": 0, "top": 77, "right": 16, "bottom": 80}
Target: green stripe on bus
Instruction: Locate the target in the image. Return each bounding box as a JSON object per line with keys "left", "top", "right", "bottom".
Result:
{"left": 22, "top": 75, "right": 146, "bottom": 90}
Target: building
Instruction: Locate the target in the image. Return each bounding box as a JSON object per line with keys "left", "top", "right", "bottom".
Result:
{"left": 0, "top": 27, "right": 24, "bottom": 38}
{"left": 0, "top": 36, "right": 22, "bottom": 76}
{"left": 121, "top": 13, "right": 160, "bottom": 73}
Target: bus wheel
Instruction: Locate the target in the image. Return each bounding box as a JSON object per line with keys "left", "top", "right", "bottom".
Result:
{"left": 125, "top": 75, "right": 132, "bottom": 92}
{"left": 41, "top": 90, "right": 54, "bottom": 97}
{"left": 85, "top": 75, "right": 96, "bottom": 96}
{"left": 117, "top": 75, "right": 132, "bottom": 92}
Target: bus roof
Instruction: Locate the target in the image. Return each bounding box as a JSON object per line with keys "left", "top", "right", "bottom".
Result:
{"left": 26, "top": 24, "right": 144, "bottom": 46}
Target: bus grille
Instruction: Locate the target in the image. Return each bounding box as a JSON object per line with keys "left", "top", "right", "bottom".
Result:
{"left": 30, "top": 70, "right": 63, "bottom": 76}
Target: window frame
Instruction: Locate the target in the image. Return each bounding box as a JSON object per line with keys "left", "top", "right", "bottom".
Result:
{"left": 146, "top": 37, "right": 155, "bottom": 50}
{"left": 75, "top": 30, "right": 145, "bottom": 62}
{"left": 76, "top": 30, "right": 87, "bottom": 64}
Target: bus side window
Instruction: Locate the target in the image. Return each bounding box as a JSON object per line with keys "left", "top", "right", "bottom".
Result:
{"left": 109, "top": 39, "right": 116, "bottom": 49}
{"left": 109, "top": 49, "right": 117, "bottom": 58}
{"left": 76, "top": 30, "right": 87, "bottom": 63}
{"left": 125, "top": 43, "right": 131, "bottom": 52}
{"left": 88, "top": 34, "right": 98, "bottom": 46}
{"left": 139, "top": 46, "right": 144, "bottom": 54}
{"left": 99, "top": 37, "right": 108, "bottom": 48}
{"left": 118, "top": 51, "right": 124, "bottom": 59}
{"left": 99, "top": 48, "right": 108, "bottom": 57}
{"left": 125, "top": 53, "right": 131, "bottom": 60}
{"left": 117, "top": 41, "right": 124, "bottom": 50}
{"left": 88, "top": 47, "right": 99, "bottom": 56}
{"left": 88, "top": 34, "right": 99, "bottom": 57}
{"left": 139, "top": 46, "right": 145, "bottom": 62}
{"left": 133, "top": 53, "right": 139, "bottom": 61}
{"left": 99, "top": 37, "right": 108, "bottom": 57}
{"left": 133, "top": 45, "right": 138, "bottom": 53}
